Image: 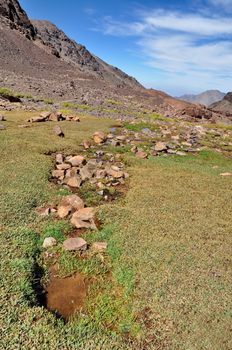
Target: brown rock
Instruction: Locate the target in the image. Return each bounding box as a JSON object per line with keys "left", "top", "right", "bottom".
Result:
{"left": 0, "top": 125, "right": 6, "bottom": 130}
{"left": 56, "top": 153, "right": 63, "bottom": 164}
{"left": 57, "top": 195, "right": 84, "bottom": 219}
{"left": 57, "top": 163, "right": 71, "bottom": 170}
{"left": 92, "top": 242, "right": 107, "bottom": 252}
{"left": 68, "top": 155, "right": 85, "bottom": 167}
{"left": 0, "top": 115, "right": 6, "bottom": 121}
{"left": 82, "top": 140, "right": 90, "bottom": 149}
{"left": 40, "top": 111, "right": 51, "bottom": 119}
{"left": 80, "top": 165, "right": 94, "bottom": 181}
{"left": 53, "top": 125, "right": 64, "bottom": 137}
{"left": 64, "top": 175, "right": 82, "bottom": 188}
{"left": 136, "top": 150, "right": 148, "bottom": 159}
{"left": 220, "top": 172, "right": 232, "bottom": 176}
{"left": 71, "top": 208, "right": 97, "bottom": 230}
{"left": 106, "top": 167, "right": 124, "bottom": 178}
{"left": 66, "top": 167, "right": 78, "bottom": 178}
{"left": 154, "top": 142, "right": 167, "bottom": 152}
{"left": 93, "top": 131, "right": 106, "bottom": 144}
{"left": 52, "top": 169, "right": 65, "bottom": 179}
{"left": 63, "top": 237, "right": 87, "bottom": 251}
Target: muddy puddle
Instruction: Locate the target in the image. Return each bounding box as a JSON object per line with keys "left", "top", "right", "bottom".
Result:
{"left": 44, "top": 271, "right": 88, "bottom": 320}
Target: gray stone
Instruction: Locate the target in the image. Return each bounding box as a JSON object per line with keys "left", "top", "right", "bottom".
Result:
{"left": 43, "top": 237, "right": 57, "bottom": 249}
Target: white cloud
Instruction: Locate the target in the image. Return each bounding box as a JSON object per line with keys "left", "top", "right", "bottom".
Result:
{"left": 101, "top": 8, "right": 232, "bottom": 93}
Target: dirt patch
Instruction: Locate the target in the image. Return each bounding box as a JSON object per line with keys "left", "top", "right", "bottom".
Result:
{"left": 44, "top": 270, "right": 88, "bottom": 320}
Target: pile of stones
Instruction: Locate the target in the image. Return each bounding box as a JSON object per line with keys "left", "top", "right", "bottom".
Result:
{"left": 28, "top": 111, "right": 80, "bottom": 123}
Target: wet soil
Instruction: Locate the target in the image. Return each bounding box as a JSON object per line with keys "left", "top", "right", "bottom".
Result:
{"left": 44, "top": 270, "right": 88, "bottom": 320}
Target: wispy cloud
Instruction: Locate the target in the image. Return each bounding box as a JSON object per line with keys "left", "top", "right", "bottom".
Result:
{"left": 100, "top": 7, "right": 232, "bottom": 93}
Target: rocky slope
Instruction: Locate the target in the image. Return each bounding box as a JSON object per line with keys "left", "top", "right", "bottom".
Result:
{"left": 179, "top": 90, "right": 225, "bottom": 107}
{"left": 210, "top": 92, "right": 232, "bottom": 116}
{"left": 0, "top": 0, "right": 226, "bottom": 121}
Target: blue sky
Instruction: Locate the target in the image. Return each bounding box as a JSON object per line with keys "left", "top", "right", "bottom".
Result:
{"left": 20, "top": 0, "right": 232, "bottom": 96}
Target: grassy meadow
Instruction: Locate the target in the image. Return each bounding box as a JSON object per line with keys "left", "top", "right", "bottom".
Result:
{"left": 0, "top": 110, "right": 231, "bottom": 349}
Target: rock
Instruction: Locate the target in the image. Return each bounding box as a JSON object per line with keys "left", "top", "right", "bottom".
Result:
{"left": 57, "top": 195, "right": 84, "bottom": 219}
{"left": 53, "top": 125, "right": 65, "bottom": 137}
{"left": 43, "top": 237, "right": 57, "bottom": 249}
{"left": 52, "top": 169, "right": 65, "bottom": 179}
{"left": 220, "top": 172, "right": 232, "bottom": 176}
{"left": 92, "top": 242, "right": 107, "bottom": 252}
{"left": 131, "top": 146, "right": 138, "bottom": 154}
{"left": 35, "top": 206, "right": 55, "bottom": 217}
{"left": 154, "top": 142, "right": 167, "bottom": 152}
{"left": 66, "top": 167, "right": 78, "bottom": 178}
{"left": 29, "top": 116, "right": 48, "bottom": 123}
{"left": 106, "top": 167, "right": 124, "bottom": 178}
{"left": 71, "top": 208, "right": 97, "bottom": 230}
{"left": 0, "top": 125, "right": 6, "bottom": 130}
{"left": 82, "top": 140, "right": 90, "bottom": 149}
{"left": 64, "top": 175, "right": 82, "bottom": 188}
{"left": 40, "top": 111, "right": 51, "bottom": 119}
{"left": 96, "top": 169, "right": 106, "bottom": 179}
{"left": 93, "top": 131, "right": 106, "bottom": 144}
{"left": 0, "top": 115, "right": 6, "bottom": 121}
{"left": 80, "top": 165, "right": 94, "bottom": 181}
{"left": 56, "top": 153, "right": 63, "bottom": 164}
{"left": 57, "top": 163, "right": 71, "bottom": 170}
{"left": 135, "top": 150, "right": 148, "bottom": 159}
{"left": 176, "top": 151, "right": 187, "bottom": 156}
{"left": 63, "top": 237, "right": 87, "bottom": 251}
{"left": 68, "top": 155, "right": 85, "bottom": 167}
{"left": 49, "top": 111, "right": 65, "bottom": 122}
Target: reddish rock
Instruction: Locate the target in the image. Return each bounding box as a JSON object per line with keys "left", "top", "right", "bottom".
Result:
{"left": 92, "top": 242, "right": 107, "bottom": 252}
{"left": 57, "top": 195, "right": 84, "bottom": 219}
{"left": 71, "top": 208, "right": 96, "bottom": 230}
{"left": 154, "top": 142, "right": 167, "bottom": 152}
{"left": 136, "top": 150, "right": 148, "bottom": 159}
{"left": 63, "top": 237, "right": 87, "bottom": 251}
{"left": 53, "top": 125, "right": 64, "bottom": 137}
{"left": 93, "top": 131, "right": 106, "bottom": 144}
{"left": 68, "top": 155, "right": 85, "bottom": 167}
{"left": 52, "top": 169, "right": 65, "bottom": 179}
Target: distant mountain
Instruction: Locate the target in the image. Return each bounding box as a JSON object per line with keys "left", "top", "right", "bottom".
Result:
{"left": 210, "top": 92, "right": 232, "bottom": 116}
{"left": 179, "top": 90, "right": 225, "bottom": 107}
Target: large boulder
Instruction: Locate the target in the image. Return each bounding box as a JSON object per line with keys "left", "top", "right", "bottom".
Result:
{"left": 68, "top": 155, "right": 85, "bottom": 167}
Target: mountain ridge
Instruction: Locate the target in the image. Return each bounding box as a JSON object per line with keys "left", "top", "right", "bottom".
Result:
{"left": 179, "top": 90, "right": 225, "bottom": 107}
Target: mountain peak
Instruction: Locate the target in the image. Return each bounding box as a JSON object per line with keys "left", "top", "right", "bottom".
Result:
{"left": 0, "top": 0, "right": 35, "bottom": 38}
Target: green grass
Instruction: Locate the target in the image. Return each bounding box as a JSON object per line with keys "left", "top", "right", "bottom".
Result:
{"left": 124, "top": 121, "right": 159, "bottom": 132}
{"left": 0, "top": 110, "right": 231, "bottom": 349}
{"left": 62, "top": 102, "right": 93, "bottom": 111}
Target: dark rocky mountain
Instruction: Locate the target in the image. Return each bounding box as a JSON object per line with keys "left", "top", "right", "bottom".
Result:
{"left": 179, "top": 90, "right": 225, "bottom": 107}
{"left": 0, "top": 0, "right": 225, "bottom": 121}
{"left": 210, "top": 92, "right": 232, "bottom": 116}
{"left": 32, "top": 20, "right": 141, "bottom": 89}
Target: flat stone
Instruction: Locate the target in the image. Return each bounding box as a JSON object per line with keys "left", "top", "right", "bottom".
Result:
{"left": 154, "top": 142, "right": 167, "bottom": 152}
{"left": 57, "top": 195, "right": 84, "bottom": 219}
{"left": 43, "top": 237, "right": 57, "bottom": 249}
{"left": 64, "top": 175, "right": 82, "bottom": 188}
{"left": 63, "top": 237, "right": 87, "bottom": 251}
{"left": 68, "top": 155, "right": 85, "bottom": 167}
{"left": 80, "top": 165, "right": 94, "bottom": 181}
{"left": 71, "top": 208, "right": 97, "bottom": 230}
{"left": 92, "top": 242, "right": 107, "bottom": 252}
{"left": 136, "top": 150, "right": 148, "bottom": 159}
{"left": 0, "top": 125, "right": 6, "bottom": 130}
{"left": 57, "top": 163, "right": 71, "bottom": 170}
{"left": 52, "top": 169, "right": 65, "bottom": 179}
{"left": 106, "top": 167, "right": 124, "bottom": 178}
{"left": 176, "top": 151, "right": 187, "bottom": 156}
{"left": 220, "top": 172, "right": 232, "bottom": 176}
